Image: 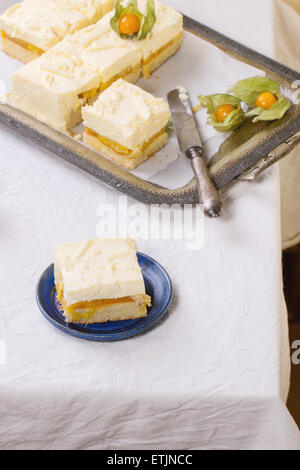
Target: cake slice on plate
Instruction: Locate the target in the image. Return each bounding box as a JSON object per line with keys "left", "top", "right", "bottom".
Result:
{"left": 82, "top": 78, "right": 171, "bottom": 169}
{"left": 0, "top": 0, "right": 115, "bottom": 63}
{"left": 54, "top": 238, "right": 151, "bottom": 325}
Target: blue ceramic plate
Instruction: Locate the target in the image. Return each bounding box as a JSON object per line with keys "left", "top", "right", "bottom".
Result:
{"left": 36, "top": 252, "right": 172, "bottom": 342}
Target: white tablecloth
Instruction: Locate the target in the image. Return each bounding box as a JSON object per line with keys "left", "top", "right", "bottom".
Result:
{"left": 0, "top": 0, "right": 300, "bottom": 450}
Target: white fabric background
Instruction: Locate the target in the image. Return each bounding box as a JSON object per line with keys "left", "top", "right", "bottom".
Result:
{"left": 0, "top": 0, "right": 300, "bottom": 450}
{"left": 274, "top": 0, "right": 300, "bottom": 249}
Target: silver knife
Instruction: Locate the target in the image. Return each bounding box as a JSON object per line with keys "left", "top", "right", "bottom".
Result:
{"left": 167, "top": 87, "right": 222, "bottom": 218}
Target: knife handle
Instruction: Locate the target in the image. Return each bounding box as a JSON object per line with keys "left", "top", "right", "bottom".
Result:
{"left": 186, "top": 147, "right": 222, "bottom": 218}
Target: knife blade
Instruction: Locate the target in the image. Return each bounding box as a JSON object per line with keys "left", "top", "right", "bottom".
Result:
{"left": 167, "top": 87, "right": 222, "bottom": 218}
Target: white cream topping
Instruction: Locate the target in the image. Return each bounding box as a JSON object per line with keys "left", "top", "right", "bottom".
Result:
{"left": 82, "top": 78, "right": 170, "bottom": 149}
{"left": 75, "top": 23, "right": 142, "bottom": 83}
{"left": 9, "top": 49, "right": 100, "bottom": 129}
{"left": 54, "top": 238, "right": 146, "bottom": 305}
{"left": 0, "top": 0, "right": 114, "bottom": 50}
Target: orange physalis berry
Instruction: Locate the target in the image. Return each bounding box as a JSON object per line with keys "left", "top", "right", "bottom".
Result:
{"left": 119, "top": 14, "right": 140, "bottom": 35}
{"left": 255, "top": 91, "right": 277, "bottom": 110}
{"left": 215, "top": 104, "right": 235, "bottom": 123}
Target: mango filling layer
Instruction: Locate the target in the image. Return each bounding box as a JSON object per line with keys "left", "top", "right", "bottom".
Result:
{"left": 56, "top": 283, "right": 151, "bottom": 320}
{"left": 100, "top": 64, "right": 141, "bottom": 93}
{"left": 78, "top": 64, "right": 141, "bottom": 104}
{"left": 85, "top": 127, "right": 166, "bottom": 157}
{"left": 1, "top": 30, "right": 44, "bottom": 56}
{"left": 143, "top": 32, "right": 183, "bottom": 77}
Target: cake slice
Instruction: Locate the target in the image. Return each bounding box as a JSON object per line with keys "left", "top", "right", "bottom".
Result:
{"left": 108, "top": 0, "right": 183, "bottom": 78}
{"left": 82, "top": 79, "right": 171, "bottom": 169}
{"left": 54, "top": 238, "right": 151, "bottom": 324}
{"left": 8, "top": 19, "right": 142, "bottom": 129}
{"left": 65, "top": 15, "right": 142, "bottom": 92}
{"left": 8, "top": 48, "right": 101, "bottom": 130}
{"left": 0, "top": 0, "right": 115, "bottom": 63}
{"left": 134, "top": 0, "right": 183, "bottom": 78}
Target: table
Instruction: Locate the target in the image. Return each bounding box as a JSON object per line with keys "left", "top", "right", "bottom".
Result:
{"left": 0, "top": 0, "right": 300, "bottom": 450}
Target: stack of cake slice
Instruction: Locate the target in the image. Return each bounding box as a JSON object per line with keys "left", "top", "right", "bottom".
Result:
{"left": 8, "top": 18, "right": 142, "bottom": 129}
{"left": 0, "top": 0, "right": 115, "bottom": 63}
{"left": 7, "top": 0, "right": 183, "bottom": 130}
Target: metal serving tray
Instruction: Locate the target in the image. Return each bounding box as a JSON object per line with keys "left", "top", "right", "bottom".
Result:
{"left": 1, "top": 14, "right": 300, "bottom": 205}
